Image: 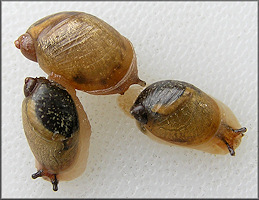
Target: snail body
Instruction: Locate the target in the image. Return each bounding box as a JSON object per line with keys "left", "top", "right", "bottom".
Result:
{"left": 130, "top": 80, "right": 246, "bottom": 156}
{"left": 15, "top": 11, "right": 145, "bottom": 95}
{"left": 22, "top": 77, "right": 91, "bottom": 191}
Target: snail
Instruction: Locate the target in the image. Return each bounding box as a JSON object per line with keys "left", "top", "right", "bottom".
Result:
{"left": 125, "top": 80, "right": 246, "bottom": 156}
{"left": 22, "top": 76, "right": 91, "bottom": 191}
{"left": 15, "top": 11, "right": 145, "bottom": 95}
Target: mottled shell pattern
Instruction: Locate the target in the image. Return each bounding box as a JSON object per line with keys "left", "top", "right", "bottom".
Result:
{"left": 22, "top": 77, "right": 91, "bottom": 191}
{"left": 130, "top": 80, "right": 246, "bottom": 156}
{"left": 16, "top": 11, "right": 247, "bottom": 193}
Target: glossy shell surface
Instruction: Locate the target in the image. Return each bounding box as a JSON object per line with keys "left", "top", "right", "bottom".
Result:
{"left": 130, "top": 80, "right": 246, "bottom": 155}
{"left": 22, "top": 77, "right": 91, "bottom": 190}
{"left": 20, "top": 11, "right": 145, "bottom": 94}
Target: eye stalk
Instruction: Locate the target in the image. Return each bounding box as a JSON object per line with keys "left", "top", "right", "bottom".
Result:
{"left": 129, "top": 80, "right": 246, "bottom": 156}
{"left": 22, "top": 76, "right": 91, "bottom": 191}
{"left": 15, "top": 33, "right": 37, "bottom": 62}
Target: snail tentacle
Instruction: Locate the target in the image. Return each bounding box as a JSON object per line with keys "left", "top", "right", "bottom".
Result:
{"left": 32, "top": 169, "right": 59, "bottom": 191}
{"left": 31, "top": 169, "right": 43, "bottom": 179}
{"left": 129, "top": 80, "right": 246, "bottom": 155}
{"left": 22, "top": 77, "right": 91, "bottom": 191}
{"left": 224, "top": 141, "right": 235, "bottom": 156}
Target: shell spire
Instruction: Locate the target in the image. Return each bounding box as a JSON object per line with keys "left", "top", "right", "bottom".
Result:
{"left": 15, "top": 11, "right": 146, "bottom": 95}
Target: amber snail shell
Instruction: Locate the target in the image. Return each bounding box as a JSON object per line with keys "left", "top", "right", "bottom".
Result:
{"left": 15, "top": 11, "right": 145, "bottom": 95}
{"left": 22, "top": 76, "right": 91, "bottom": 191}
{"left": 129, "top": 80, "right": 246, "bottom": 156}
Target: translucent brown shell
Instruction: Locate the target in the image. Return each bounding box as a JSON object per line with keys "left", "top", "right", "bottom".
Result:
{"left": 16, "top": 11, "right": 145, "bottom": 95}
{"left": 119, "top": 80, "right": 247, "bottom": 156}
{"left": 22, "top": 77, "right": 91, "bottom": 191}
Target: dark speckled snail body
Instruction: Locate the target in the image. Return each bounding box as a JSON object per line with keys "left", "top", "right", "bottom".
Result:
{"left": 130, "top": 80, "right": 246, "bottom": 156}
{"left": 22, "top": 77, "right": 91, "bottom": 191}
{"left": 15, "top": 11, "right": 145, "bottom": 95}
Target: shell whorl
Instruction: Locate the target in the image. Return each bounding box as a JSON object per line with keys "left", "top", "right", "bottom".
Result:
{"left": 26, "top": 11, "right": 141, "bottom": 94}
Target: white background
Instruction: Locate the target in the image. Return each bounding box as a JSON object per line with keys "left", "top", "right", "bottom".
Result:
{"left": 2, "top": 1, "right": 257, "bottom": 198}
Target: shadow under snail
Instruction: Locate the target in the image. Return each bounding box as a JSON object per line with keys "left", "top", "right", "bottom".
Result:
{"left": 119, "top": 80, "right": 247, "bottom": 156}
{"left": 15, "top": 11, "right": 145, "bottom": 95}
{"left": 22, "top": 76, "right": 91, "bottom": 191}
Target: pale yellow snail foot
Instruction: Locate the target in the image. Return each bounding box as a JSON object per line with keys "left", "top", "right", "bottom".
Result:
{"left": 129, "top": 80, "right": 247, "bottom": 156}
{"left": 22, "top": 77, "right": 91, "bottom": 191}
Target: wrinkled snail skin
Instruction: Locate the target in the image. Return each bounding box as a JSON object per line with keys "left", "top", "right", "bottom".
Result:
{"left": 22, "top": 77, "right": 91, "bottom": 191}
{"left": 130, "top": 80, "right": 247, "bottom": 156}
{"left": 15, "top": 11, "right": 145, "bottom": 95}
